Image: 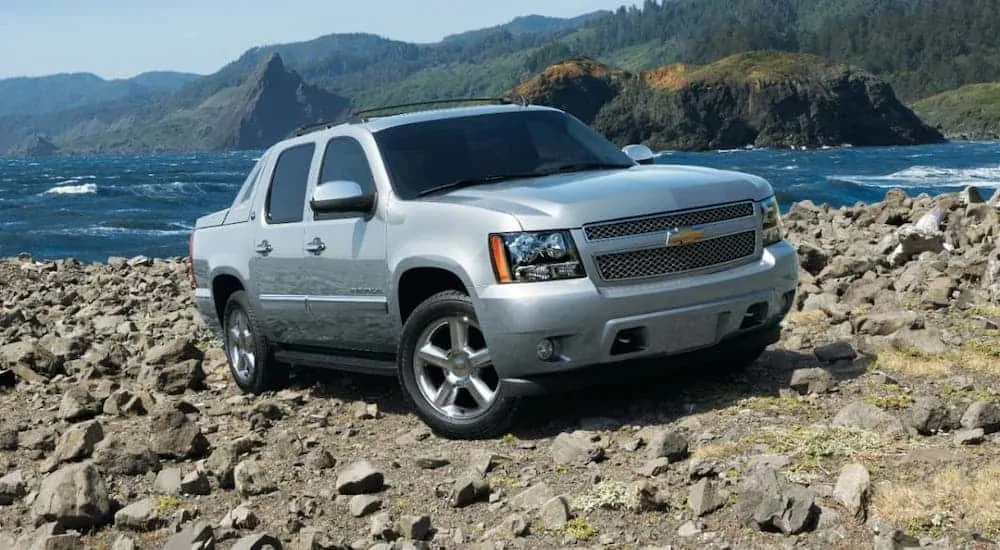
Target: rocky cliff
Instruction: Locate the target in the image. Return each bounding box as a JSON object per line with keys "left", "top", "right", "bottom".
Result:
{"left": 1, "top": 187, "right": 999, "bottom": 549}
{"left": 6, "top": 135, "right": 59, "bottom": 159}
{"left": 207, "top": 53, "right": 351, "bottom": 150}
{"left": 514, "top": 52, "right": 946, "bottom": 150}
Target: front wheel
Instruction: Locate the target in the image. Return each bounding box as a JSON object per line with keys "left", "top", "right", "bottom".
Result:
{"left": 397, "top": 291, "right": 518, "bottom": 440}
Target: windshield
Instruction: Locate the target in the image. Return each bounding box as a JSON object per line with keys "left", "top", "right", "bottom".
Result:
{"left": 372, "top": 110, "right": 635, "bottom": 199}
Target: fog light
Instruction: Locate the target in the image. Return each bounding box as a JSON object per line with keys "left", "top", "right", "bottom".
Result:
{"left": 536, "top": 338, "right": 556, "bottom": 361}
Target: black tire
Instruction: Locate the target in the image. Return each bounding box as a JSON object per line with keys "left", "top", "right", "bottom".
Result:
{"left": 222, "top": 290, "right": 287, "bottom": 394}
{"left": 397, "top": 290, "right": 519, "bottom": 440}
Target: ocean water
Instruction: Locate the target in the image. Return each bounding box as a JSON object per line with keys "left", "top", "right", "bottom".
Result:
{"left": 1, "top": 142, "right": 999, "bottom": 263}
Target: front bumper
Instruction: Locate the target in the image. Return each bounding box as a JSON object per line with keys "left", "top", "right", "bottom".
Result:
{"left": 475, "top": 239, "right": 798, "bottom": 381}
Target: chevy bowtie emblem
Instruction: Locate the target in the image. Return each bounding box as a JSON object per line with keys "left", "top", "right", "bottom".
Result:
{"left": 666, "top": 227, "right": 704, "bottom": 246}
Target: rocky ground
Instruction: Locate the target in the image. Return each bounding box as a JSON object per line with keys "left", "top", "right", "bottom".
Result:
{"left": 1, "top": 186, "right": 1000, "bottom": 550}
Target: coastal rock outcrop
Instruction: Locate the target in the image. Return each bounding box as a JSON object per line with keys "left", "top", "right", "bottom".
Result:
{"left": 514, "top": 52, "right": 945, "bottom": 150}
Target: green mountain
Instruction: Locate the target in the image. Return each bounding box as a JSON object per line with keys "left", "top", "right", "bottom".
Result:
{"left": 2, "top": 0, "right": 999, "bottom": 155}
{"left": 0, "top": 70, "right": 201, "bottom": 117}
{"left": 911, "top": 83, "right": 1000, "bottom": 140}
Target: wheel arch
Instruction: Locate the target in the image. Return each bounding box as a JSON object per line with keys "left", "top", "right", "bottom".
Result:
{"left": 395, "top": 263, "right": 472, "bottom": 327}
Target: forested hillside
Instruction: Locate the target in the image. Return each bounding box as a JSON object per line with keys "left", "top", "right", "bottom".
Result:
{"left": 2, "top": 0, "right": 999, "bottom": 155}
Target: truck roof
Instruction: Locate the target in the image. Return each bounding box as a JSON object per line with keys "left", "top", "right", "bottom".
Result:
{"left": 359, "top": 103, "right": 561, "bottom": 133}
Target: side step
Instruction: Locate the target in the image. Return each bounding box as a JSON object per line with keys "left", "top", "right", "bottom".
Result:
{"left": 274, "top": 349, "right": 397, "bottom": 377}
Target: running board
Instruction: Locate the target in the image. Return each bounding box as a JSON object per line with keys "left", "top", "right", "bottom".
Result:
{"left": 274, "top": 349, "right": 397, "bottom": 377}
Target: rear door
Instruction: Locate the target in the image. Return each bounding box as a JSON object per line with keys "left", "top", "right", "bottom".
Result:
{"left": 300, "top": 133, "right": 393, "bottom": 353}
{"left": 248, "top": 142, "right": 316, "bottom": 345}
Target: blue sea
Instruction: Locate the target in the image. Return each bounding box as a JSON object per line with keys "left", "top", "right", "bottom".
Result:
{"left": 2, "top": 142, "right": 999, "bottom": 263}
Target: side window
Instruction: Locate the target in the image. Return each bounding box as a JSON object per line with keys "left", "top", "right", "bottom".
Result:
{"left": 319, "top": 137, "right": 376, "bottom": 196}
{"left": 265, "top": 143, "right": 315, "bottom": 224}
{"left": 236, "top": 159, "right": 263, "bottom": 204}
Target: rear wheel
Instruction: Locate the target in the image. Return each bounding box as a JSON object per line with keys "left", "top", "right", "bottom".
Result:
{"left": 222, "top": 290, "right": 287, "bottom": 394}
{"left": 397, "top": 291, "right": 518, "bottom": 439}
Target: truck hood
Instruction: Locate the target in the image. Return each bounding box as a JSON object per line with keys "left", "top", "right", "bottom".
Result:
{"left": 421, "top": 164, "right": 775, "bottom": 230}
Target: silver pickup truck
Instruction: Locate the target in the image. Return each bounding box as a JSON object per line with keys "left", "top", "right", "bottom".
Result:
{"left": 189, "top": 100, "right": 798, "bottom": 439}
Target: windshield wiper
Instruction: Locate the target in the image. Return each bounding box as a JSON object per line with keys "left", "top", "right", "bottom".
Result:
{"left": 538, "top": 162, "right": 634, "bottom": 175}
{"left": 417, "top": 172, "right": 540, "bottom": 197}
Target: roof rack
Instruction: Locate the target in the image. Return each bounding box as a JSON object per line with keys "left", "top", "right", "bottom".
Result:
{"left": 354, "top": 96, "right": 528, "bottom": 121}
{"left": 289, "top": 96, "right": 530, "bottom": 138}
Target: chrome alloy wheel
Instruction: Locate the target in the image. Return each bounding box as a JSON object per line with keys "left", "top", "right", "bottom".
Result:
{"left": 413, "top": 315, "right": 500, "bottom": 420}
{"left": 226, "top": 308, "right": 256, "bottom": 384}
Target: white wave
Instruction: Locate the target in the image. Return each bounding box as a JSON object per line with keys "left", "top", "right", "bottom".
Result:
{"left": 44, "top": 183, "right": 97, "bottom": 195}
{"left": 48, "top": 226, "right": 189, "bottom": 237}
{"left": 829, "top": 164, "right": 1000, "bottom": 189}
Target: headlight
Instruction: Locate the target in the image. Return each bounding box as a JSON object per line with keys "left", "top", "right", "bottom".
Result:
{"left": 758, "top": 196, "right": 784, "bottom": 246}
{"left": 489, "top": 230, "right": 586, "bottom": 283}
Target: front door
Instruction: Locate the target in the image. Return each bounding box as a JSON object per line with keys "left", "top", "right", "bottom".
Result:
{"left": 248, "top": 142, "right": 315, "bottom": 345}
{"left": 300, "top": 135, "right": 393, "bottom": 353}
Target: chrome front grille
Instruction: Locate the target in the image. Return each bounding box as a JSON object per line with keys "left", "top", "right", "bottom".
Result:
{"left": 584, "top": 201, "right": 755, "bottom": 241}
{"left": 594, "top": 230, "right": 757, "bottom": 281}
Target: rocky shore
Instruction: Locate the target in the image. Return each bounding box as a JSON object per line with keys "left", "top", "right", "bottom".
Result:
{"left": 1, "top": 187, "right": 1000, "bottom": 550}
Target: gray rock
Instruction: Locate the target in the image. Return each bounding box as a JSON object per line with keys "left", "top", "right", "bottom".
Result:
{"left": 540, "top": 496, "right": 570, "bottom": 529}
{"left": 31, "top": 533, "right": 83, "bottom": 549}
{"left": 833, "top": 402, "right": 906, "bottom": 437}
{"left": 369, "top": 512, "right": 396, "bottom": 541}
{"left": 0, "top": 470, "right": 27, "bottom": 505}
{"left": 205, "top": 446, "right": 238, "bottom": 489}
{"left": 349, "top": 495, "right": 381, "bottom": 517}
{"left": 58, "top": 385, "right": 100, "bottom": 422}
{"left": 221, "top": 504, "right": 260, "bottom": 529}
{"left": 181, "top": 470, "right": 211, "bottom": 495}
{"left": 510, "top": 482, "right": 555, "bottom": 511}
{"left": 114, "top": 498, "right": 168, "bottom": 531}
{"left": 640, "top": 457, "right": 671, "bottom": 477}
{"left": 647, "top": 429, "right": 689, "bottom": 462}
{"left": 234, "top": 460, "right": 277, "bottom": 497}
{"left": 144, "top": 338, "right": 203, "bottom": 366}
{"left": 112, "top": 535, "right": 138, "bottom": 550}
{"left": 736, "top": 467, "right": 817, "bottom": 535}
{"left": 906, "top": 397, "right": 951, "bottom": 435}
{"left": 398, "top": 515, "right": 432, "bottom": 540}
{"left": 550, "top": 431, "right": 605, "bottom": 465}
{"left": 103, "top": 389, "right": 148, "bottom": 416}
{"left": 305, "top": 449, "right": 336, "bottom": 470}
{"left": 19, "top": 427, "right": 57, "bottom": 451}
{"left": 629, "top": 480, "right": 670, "bottom": 513}
{"left": 32, "top": 462, "right": 111, "bottom": 529}
{"left": 415, "top": 457, "right": 449, "bottom": 470}
{"left": 688, "top": 478, "right": 722, "bottom": 516}
{"left": 335, "top": 460, "right": 384, "bottom": 495}
{"left": 954, "top": 428, "right": 985, "bottom": 445}
{"left": 154, "top": 467, "right": 182, "bottom": 494}
{"left": 832, "top": 462, "right": 870, "bottom": 521}
{"left": 677, "top": 520, "right": 702, "bottom": 537}
{"left": 814, "top": 341, "right": 857, "bottom": 363}
{"left": 483, "top": 514, "right": 529, "bottom": 540}
{"left": 789, "top": 368, "right": 835, "bottom": 394}
{"left": 162, "top": 520, "right": 215, "bottom": 550}
{"left": 960, "top": 401, "right": 1000, "bottom": 433}
{"left": 91, "top": 437, "right": 161, "bottom": 476}
{"left": 149, "top": 406, "right": 210, "bottom": 459}
{"left": 51, "top": 420, "right": 104, "bottom": 465}
{"left": 451, "top": 473, "right": 490, "bottom": 507}
{"left": 139, "top": 360, "right": 205, "bottom": 395}
{"left": 855, "top": 311, "right": 921, "bottom": 336}
{"left": 888, "top": 225, "right": 945, "bottom": 266}
{"left": 891, "top": 328, "right": 948, "bottom": 356}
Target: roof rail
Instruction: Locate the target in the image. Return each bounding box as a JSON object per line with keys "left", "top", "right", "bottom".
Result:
{"left": 353, "top": 96, "right": 528, "bottom": 120}
{"left": 288, "top": 96, "right": 530, "bottom": 138}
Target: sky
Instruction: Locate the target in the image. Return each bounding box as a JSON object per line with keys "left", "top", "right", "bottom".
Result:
{"left": 0, "top": 0, "right": 636, "bottom": 80}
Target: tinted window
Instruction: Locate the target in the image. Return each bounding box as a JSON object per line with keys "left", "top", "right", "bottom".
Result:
{"left": 237, "top": 159, "right": 263, "bottom": 204}
{"left": 319, "top": 137, "right": 376, "bottom": 195}
{"left": 265, "top": 143, "right": 315, "bottom": 224}
{"left": 372, "top": 110, "right": 633, "bottom": 199}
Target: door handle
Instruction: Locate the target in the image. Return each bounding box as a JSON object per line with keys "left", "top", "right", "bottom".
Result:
{"left": 305, "top": 237, "right": 326, "bottom": 254}
{"left": 254, "top": 240, "right": 272, "bottom": 255}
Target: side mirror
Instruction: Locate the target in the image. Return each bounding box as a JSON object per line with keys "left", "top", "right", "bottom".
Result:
{"left": 622, "top": 144, "right": 656, "bottom": 165}
{"left": 310, "top": 180, "right": 373, "bottom": 213}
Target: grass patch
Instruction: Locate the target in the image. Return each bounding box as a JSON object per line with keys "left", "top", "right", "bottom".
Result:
{"left": 693, "top": 425, "right": 883, "bottom": 482}
{"left": 737, "top": 395, "right": 810, "bottom": 414}
{"left": 563, "top": 517, "right": 598, "bottom": 541}
{"left": 154, "top": 495, "right": 182, "bottom": 515}
{"left": 862, "top": 384, "right": 915, "bottom": 410}
{"left": 873, "top": 463, "right": 1000, "bottom": 537}
{"left": 873, "top": 349, "right": 953, "bottom": 379}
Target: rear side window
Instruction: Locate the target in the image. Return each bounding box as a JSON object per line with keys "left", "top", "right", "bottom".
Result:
{"left": 265, "top": 143, "right": 315, "bottom": 224}
{"left": 319, "top": 137, "right": 376, "bottom": 196}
